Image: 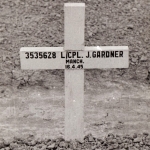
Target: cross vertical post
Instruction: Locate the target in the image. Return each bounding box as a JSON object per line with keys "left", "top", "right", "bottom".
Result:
{"left": 64, "top": 3, "right": 85, "bottom": 141}
{"left": 20, "top": 2, "right": 129, "bottom": 142}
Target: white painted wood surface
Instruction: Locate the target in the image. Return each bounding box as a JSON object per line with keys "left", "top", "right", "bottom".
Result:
{"left": 64, "top": 3, "right": 85, "bottom": 51}
{"left": 64, "top": 3, "right": 85, "bottom": 141}
{"left": 20, "top": 46, "right": 129, "bottom": 69}
{"left": 65, "top": 70, "right": 84, "bottom": 141}
{"left": 19, "top": 3, "right": 129, "bottom": 142}
{"left": 20, "top": 47, "right": 64, "bottom": 69}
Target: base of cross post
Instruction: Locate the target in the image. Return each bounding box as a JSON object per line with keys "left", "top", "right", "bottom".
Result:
{"left": 65, "top": 69, "right": 84, "bottom": 142}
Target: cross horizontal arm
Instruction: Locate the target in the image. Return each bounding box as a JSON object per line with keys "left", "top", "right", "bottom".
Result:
{"left": 20, "top": 46, "right": 129, "bottom": 69}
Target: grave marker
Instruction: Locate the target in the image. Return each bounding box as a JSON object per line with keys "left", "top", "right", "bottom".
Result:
{"left": 20, "top": 3, "right": 129, "bottom": 141}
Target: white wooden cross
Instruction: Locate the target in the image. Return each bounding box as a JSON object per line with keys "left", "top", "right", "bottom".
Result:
{"left": 20, "top": 3, "right": 129, "bottom": 141}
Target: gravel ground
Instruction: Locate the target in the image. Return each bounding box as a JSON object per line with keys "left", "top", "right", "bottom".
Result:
{"left": 0, "top": 133, "right": 150, "bottom": 150}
